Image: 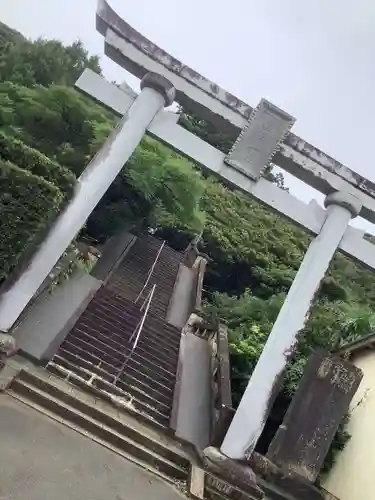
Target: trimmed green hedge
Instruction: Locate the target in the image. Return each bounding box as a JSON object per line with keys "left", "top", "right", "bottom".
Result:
{"left": 0, "top": 159, "right": 63, "bottom": 281}
{"left": 0, "top": 131, "right": 76, "bottom": 198}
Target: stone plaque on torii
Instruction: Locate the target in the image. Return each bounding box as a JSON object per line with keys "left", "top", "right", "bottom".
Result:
{"left": 0, "top": 0, "right": 374, "bottom": 465}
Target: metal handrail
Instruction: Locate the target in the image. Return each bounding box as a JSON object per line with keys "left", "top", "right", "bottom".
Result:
{"left": 134, "top": 240, "right": 165, "bottom": 304}
{"left": 114, "top": 284, "right": 156, "bottom": 385}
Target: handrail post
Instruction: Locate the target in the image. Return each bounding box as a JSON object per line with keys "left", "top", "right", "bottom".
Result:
{"left": 114, "top": 284, "right": 156, "bottom": 384}
{"left": 134, "top": 240, "right": 165, "bottom": 304}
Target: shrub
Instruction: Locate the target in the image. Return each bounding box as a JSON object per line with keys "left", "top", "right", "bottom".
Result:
{"left": 0, "top": 131, "right": 76, "bottom": 198}
{"left": 0, "top": 159, "right": 63, "bottom": 281}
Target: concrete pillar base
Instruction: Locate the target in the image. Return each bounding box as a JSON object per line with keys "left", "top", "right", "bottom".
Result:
{"left": 202, "top": 446, "right": 264, "bottom": 499}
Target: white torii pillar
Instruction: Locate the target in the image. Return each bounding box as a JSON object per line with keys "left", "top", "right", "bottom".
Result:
{"left": 0, "top": 73, "right": 175, "bottom": 332}
{"left": 220, "top": 190, "right": 362, "bottom": 460}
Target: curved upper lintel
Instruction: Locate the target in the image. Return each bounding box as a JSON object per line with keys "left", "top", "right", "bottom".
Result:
{"left": 96, "top": 0, "right": 253, "bottom": 134}
{"left": 95, "top": 0, "right": 375, "bottom": 211}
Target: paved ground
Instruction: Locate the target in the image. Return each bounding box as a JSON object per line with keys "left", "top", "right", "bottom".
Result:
{"left": 0, "top": 394, "right": 186, "bottom": 500}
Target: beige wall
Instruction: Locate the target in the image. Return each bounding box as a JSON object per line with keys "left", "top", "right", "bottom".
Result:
{"left": 324, "top": 350, "right": 375, "bottom": 500}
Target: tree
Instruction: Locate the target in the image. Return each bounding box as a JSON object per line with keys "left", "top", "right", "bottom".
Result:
{"left": 0, "top": 79, "right": 205, "bottom": 245}
{"left": 0, "top": 21, "right": 23, "bottom": 48}
{"left": 86, "top": 136, "right": 206, "bottom": 242}
{"left": 1, "top": 21, "right": 375, "bottom": 473}
{"left": 0, "top": 37, "right": 101, "bottom": 87}
{"left": 0, "top": 82, "right": 114, "bottom": 173}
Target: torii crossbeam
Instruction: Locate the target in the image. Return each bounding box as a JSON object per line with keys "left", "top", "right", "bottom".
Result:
{"left": 0, "top": 0, "right": 374, "bottom": 464}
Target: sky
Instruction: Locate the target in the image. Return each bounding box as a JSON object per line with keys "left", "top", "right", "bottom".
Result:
{"left": 1, "top": 0, "right": 375, "bottom": 232}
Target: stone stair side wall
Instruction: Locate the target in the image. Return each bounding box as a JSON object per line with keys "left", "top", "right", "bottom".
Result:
{"left": 170, "top": 257, "right": 215, "bottom": 451}
{"left": 12, "top": 271, "right": 101, "bottom": 362}
{"left": 11, "top": 231, "right": 137, "bottom": 363}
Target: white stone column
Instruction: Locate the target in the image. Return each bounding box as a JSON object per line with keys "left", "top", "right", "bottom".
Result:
{"left": 0, "top": 73, "right": 175, "bottom": 332}
{"left": 220, "top": 191, "right": 362, "bottom": 460}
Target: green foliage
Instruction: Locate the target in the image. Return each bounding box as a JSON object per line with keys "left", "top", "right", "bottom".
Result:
{"left": 205, "top": 290, "right": 283, "bottom": 404}
{"left": 0, "top": 82, "right": 115, "bottom": 174}
{"left": 158, "top": 105, "right": 375, "bottom": 476}
{"left": 1, "top": 20, "right": 374, "bottom": 475}
{"left": 84, "top": 137, "right": 206, "bottom": 242}
{"left": 0, "top": 24, "right": 206, "bottom": 244}
{"left": 0, "top": 37, "right": 101, "bottom": 87}
{"left": 160, "top": 178, "right": 307, "bottom": 297}
{"left": 0, "top": 21, "right": 24, "bottom": 48}
{"left": 205, "top": 290, "right": 375, "bottom": 473}
{"left": 179, "top": 109, "right": 234, "bottom": 154}
{"left": 0, "top": 80, "right": 204, "bottom": 242}
{"left": 125, "top": 137, "right": 205, "bottom": 232}
{"left": 0, "top": 131, "right": 76, "bottom": 197}
{"left": 0, "top": 160, "right": 63, "bottom": 281}
{"left": 205, "top": 292, "right": 375, "bottom": 399}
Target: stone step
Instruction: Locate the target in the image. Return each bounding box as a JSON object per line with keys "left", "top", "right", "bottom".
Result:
{"left": 67, "top": 327, "right": 178, "bottom": 372}
{"left": 61, "top": 335, "right": 177, "bottom": 376}
{"left": 81, "top": 306, "right": 181, "bottom": 351}
{"left": 81, "top": 319, "right": 178, "bottom": 361}
{"left": 43, "top": 360, "right": 172, "bottom": 432}
{"left": 16, "top": 369, "right": 188, "bottom": 464}
{"left": 114, "top": 245, "right": 178, "bottom": 260}
{"left": 7, "top": 390, "right": 181, "bottom": 488}
{"left": 70, "top": 322, "right": 177, "bottom": 363}
{"left": 60, "top": 342, "right": 176, "bottom": 388}
{"left": 105, "top": 276, "right": 176, "bottom": 298}
{"left": 135, "top": 235, "right": 184, "bottom": 257}
{"left": 47, "top": 362, "right": 171, "bottom": 427}
{"left": 77, "top": 314, "right": 180, "bottom": 360}
{"left": 95, "top": 292, "right": 182, "bottom": 339}
{"left": 100, "top": 285, "right": 173, "bottom": 319}
{"left": 56, "top": 350, "right": 175, "bottom": 396}
{"left": 53, "top": 355, "right": 173, "bottom": 409}
{"left": 111, "top": 262, "right": 178, "bottom": 280}
{"left": 108, "top": 260, "right": 178, "bottom": 281}
{"left": 205, "top": 489, "right": 228, "bottom": 500}
{"left": 75, "top": 299, "right": 180, "bottom": 348}
{"left": 107, "top": 250, "right": 180, "bottom": 314}
{"left": 9, "top": 372, "right": 188, "bottom": 483}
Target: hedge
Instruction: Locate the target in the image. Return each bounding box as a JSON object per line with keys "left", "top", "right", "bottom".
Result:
{"left": 0, "top": 131, "right": 76, "bottom": 198}
{"left": 0, "top": 159, "right": 63, "bottom": 281}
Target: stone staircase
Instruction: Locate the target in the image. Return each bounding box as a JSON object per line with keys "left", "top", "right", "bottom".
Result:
{"left": 6, "top": 234, "right": 191, "bottom": 485}
{"left": 106, "top": 233, "right": 184, "bottom": 319}
{"left": 7, "top": 366, "right": 190, "bottom": 485}
{"left": 52, "top": 287, "right": 180, "bottom": 428}
{"left": 4, "top": 234, "right": 263, "bottom": 499}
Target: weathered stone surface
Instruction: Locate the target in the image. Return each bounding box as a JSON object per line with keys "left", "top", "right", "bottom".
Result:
{"left": 0, "top": 332, "right": 16, "bottom": 355}
{"left": 202, "top": 446, "right": 264, "bottom": 499}
{"left": 225, "top": 99, "right": 295, "bottom": 181}
{"left": 0, "top": 355, "right": 29, "bottom": 391}
{"left": 211, "top": 405, "right": 235, "bottom": 448}
{"left": 267, "top": 350, "right": 363, "bottom": 481}
{"left": 75, "top": 70, "right": 375, "bottom": 272}
{"left": 96, "top": 0, "right": 375, "bottom": 226}
{"left": 188, "top": 465, "right": 205, "bottom": 500}
{"left": 206, "top": 472, "right": 260, "bottom": 500}
{"left": 249, "top": 453, "right": 336, "bottom": 500}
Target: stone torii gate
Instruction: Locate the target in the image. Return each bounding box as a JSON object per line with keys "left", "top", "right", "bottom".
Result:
{"left": 1, "top": 0, "right": 375, "bottom": 463}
